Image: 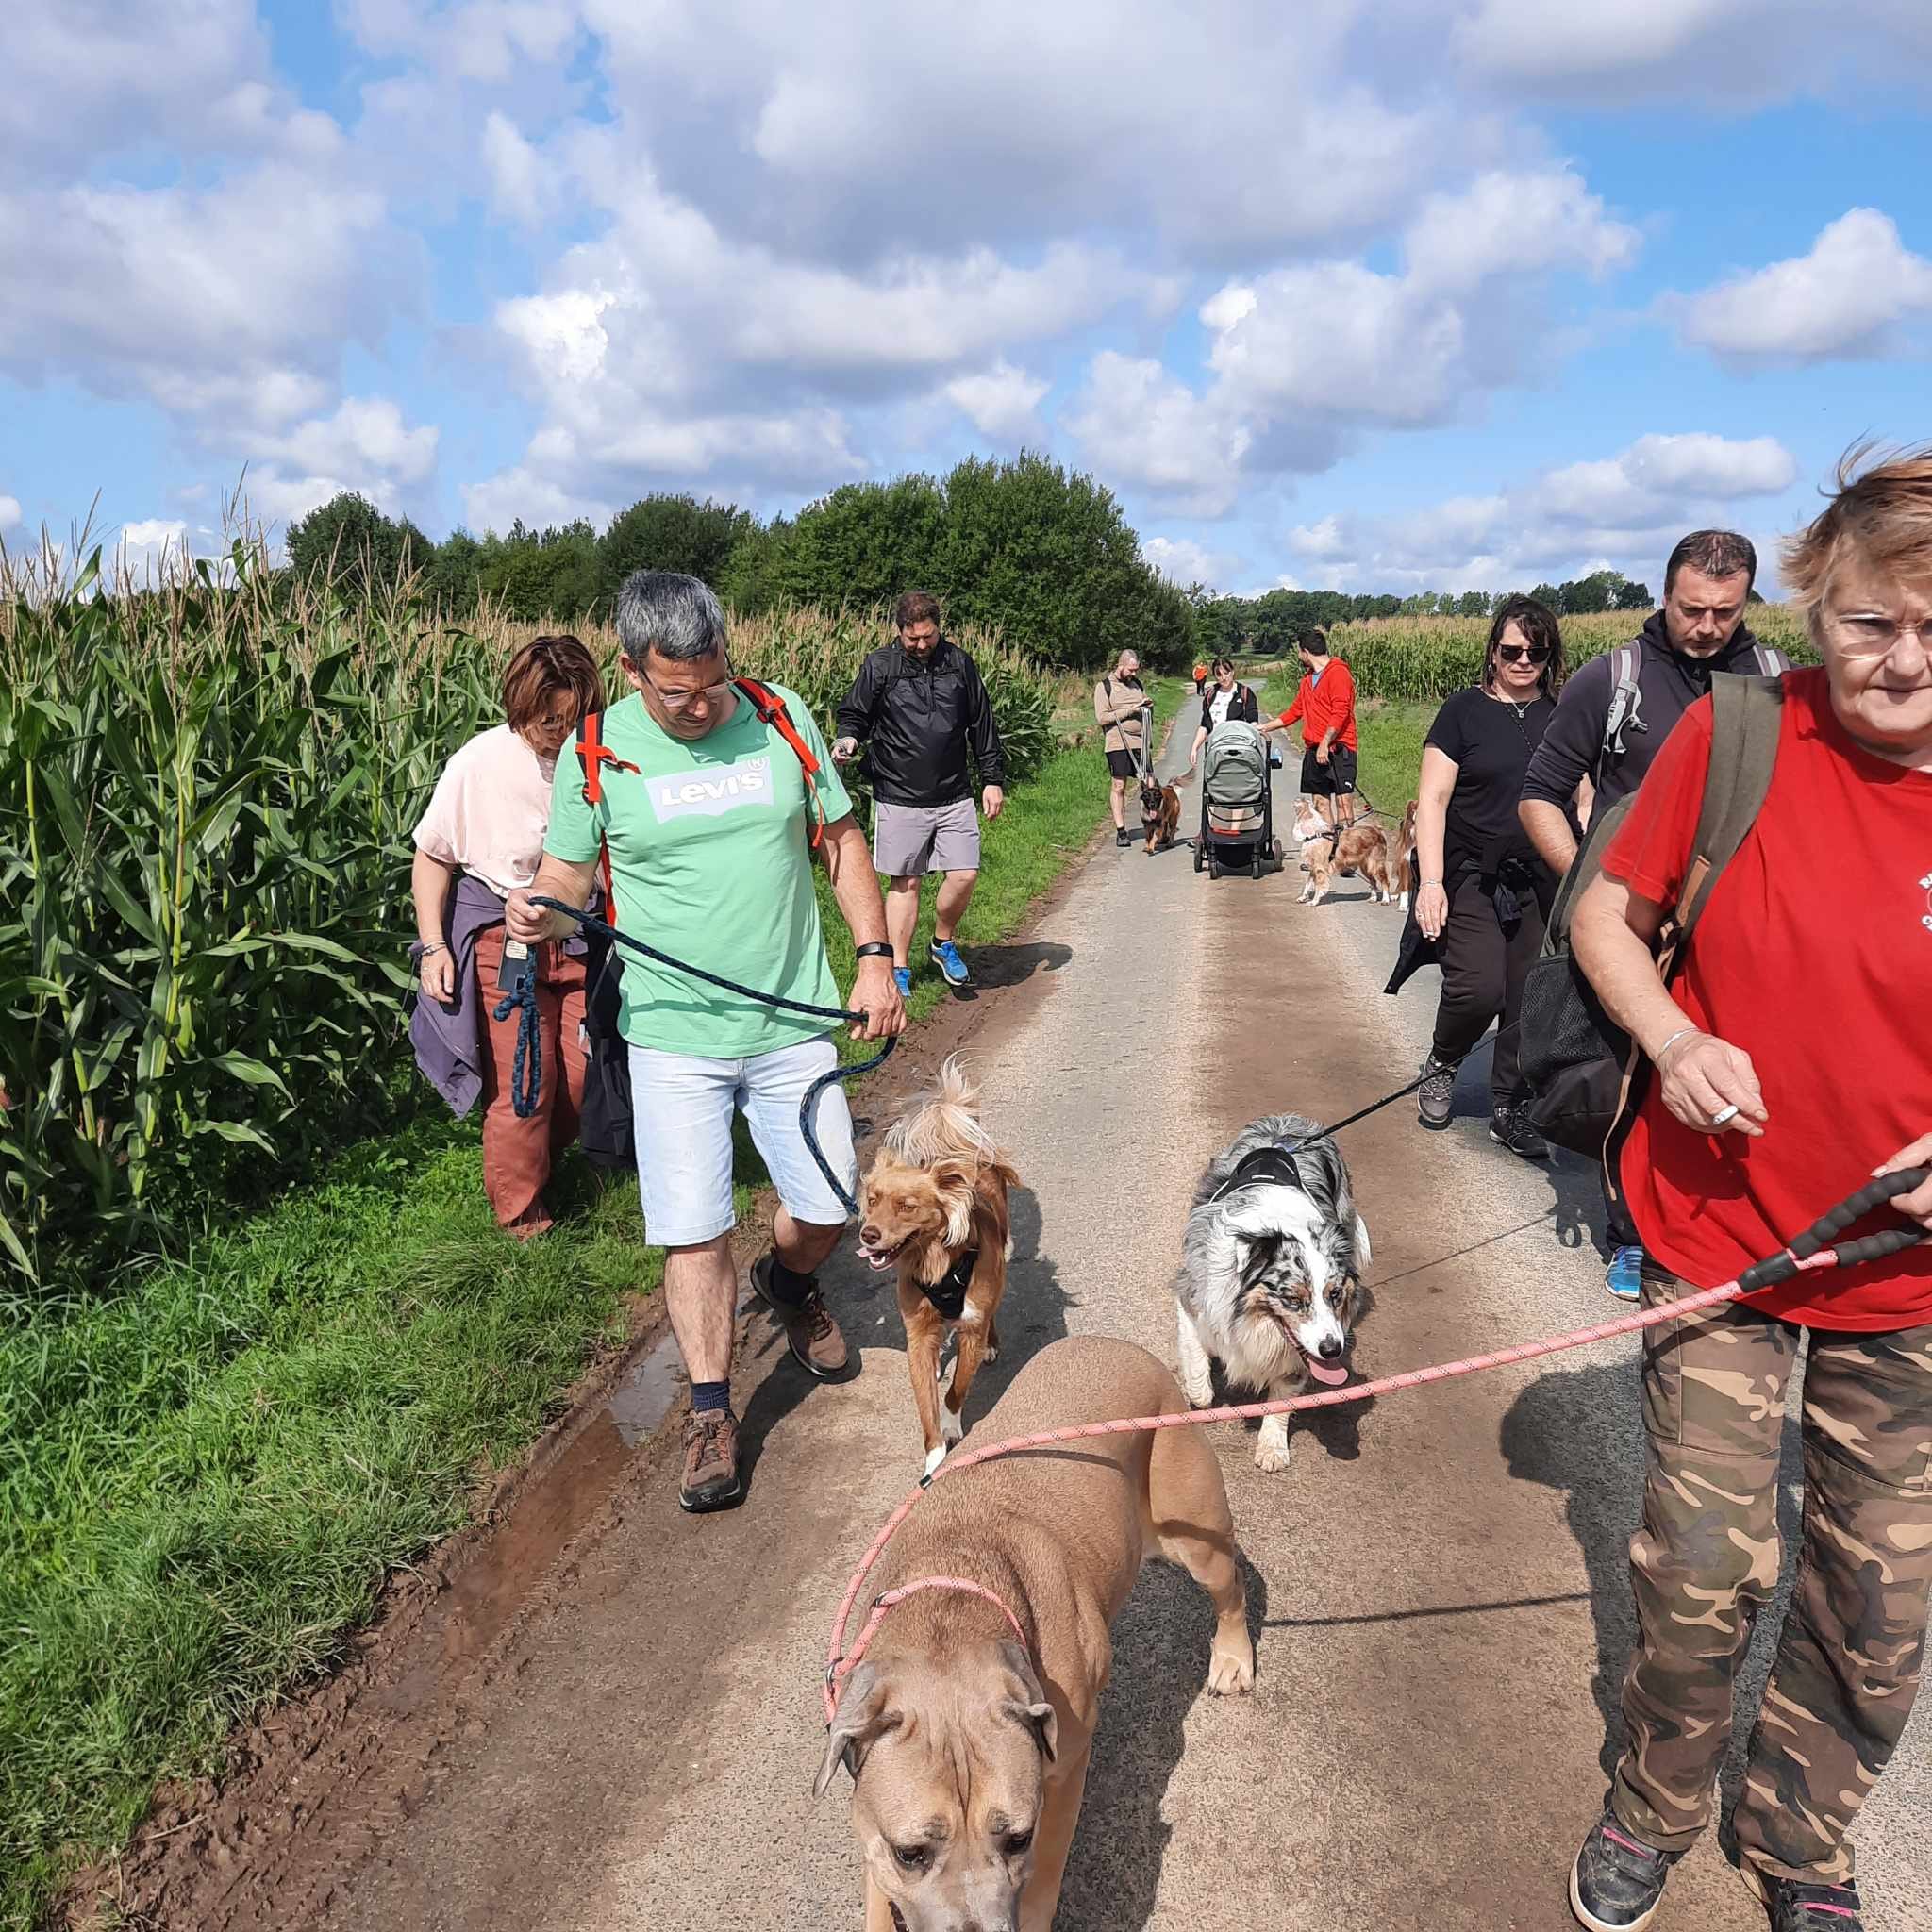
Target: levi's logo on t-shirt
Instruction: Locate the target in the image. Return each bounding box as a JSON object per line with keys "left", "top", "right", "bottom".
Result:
{"left": 646, "top": 756, "right": 776, "bottom": 823}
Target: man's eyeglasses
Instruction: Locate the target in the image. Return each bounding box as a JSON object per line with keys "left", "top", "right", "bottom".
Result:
{"left": 632, "top": 657, "right": 736, "bottom": 714}
{"left": 1828, "top": 611, "right": 1932, "bottom": 658}
{"left": 1496, "top": 643, "right": 1552, "bottom": 665}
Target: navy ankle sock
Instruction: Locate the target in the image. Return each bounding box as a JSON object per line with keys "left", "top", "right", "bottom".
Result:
{"left": 763, "top": 1255, "right": 816, "bottom": 1307}
{"left": 691, "top": 1379, "right": 731, "bottom": 1416}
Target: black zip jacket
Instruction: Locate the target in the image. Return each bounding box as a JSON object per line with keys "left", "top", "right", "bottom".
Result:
{"left": 1519, "top": 612, "right": 1785, "bottom": 814}
{"left": 835, "top": 636, "right": 1007, "bottom": 808}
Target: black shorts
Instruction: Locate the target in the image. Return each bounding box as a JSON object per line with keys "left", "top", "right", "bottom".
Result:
{"left": 1106, "top": 748, "right": 1139, "bottom": 779}
{"left": 1301, "top": 746, "right": 1357, "bottom": 796}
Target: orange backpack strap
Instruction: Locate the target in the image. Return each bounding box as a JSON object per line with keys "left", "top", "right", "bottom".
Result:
{"left": 575, "top": 709, "right": 639, "bottom": 808}
{"left": 733, "top": 677, "right": 829, "bottom": 848}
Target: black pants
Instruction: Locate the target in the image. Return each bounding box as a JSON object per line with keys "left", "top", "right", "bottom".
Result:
{"left": 1430, "top": 875, "right": 1547, "bottom": 1107}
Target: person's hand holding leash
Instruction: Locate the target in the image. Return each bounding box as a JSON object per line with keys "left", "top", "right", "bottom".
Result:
{"left": 1874, "top": 1132, "right": 1932, "bottom": 1227}
{"left": 850, "top": 955, "right": 907, "bottom": 1041}
{"left": 1415, "top": 880, "right": 1448, "bottom": 941}
{"left": 1654, "top": 1028, "right": 1767, "bottom": 1138}
{"left": 505, "top": 887, "right": 565, "bottom": 948}
{"left": 981, "top": 785, "right": 1005, "bottom": 821}
{"left": 831, "top": 736, "right": 858, "bottom": 765}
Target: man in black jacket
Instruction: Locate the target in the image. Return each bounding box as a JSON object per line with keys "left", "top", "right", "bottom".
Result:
{"left": 1517, "top": 528, "right": 1789, "bottom": 1300}
{"left": 834, "top": 591, "right": 1007, "bottom": 991}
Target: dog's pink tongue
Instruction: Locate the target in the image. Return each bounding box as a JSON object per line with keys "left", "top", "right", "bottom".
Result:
{"left": 1306, "top": 1357, "right": 1351, "bottom": 1387}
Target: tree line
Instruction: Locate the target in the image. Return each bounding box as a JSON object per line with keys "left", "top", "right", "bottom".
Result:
{"left": 286, "top": 455, "right": 1201, "bottom": 674}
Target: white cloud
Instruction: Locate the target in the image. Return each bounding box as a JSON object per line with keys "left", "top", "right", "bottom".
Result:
{"left": 481, "top": 110, "right": 558, "bottom": 225}
{"left": 237, "top": 397, "right": 442, "bottom": 527}
{"left": 112, "top": 518, "right": 192, "bottom": 586}
{"left": 1281, "top": 433, "right": 1799, "bottom": 593}
{"left": 1141, "top": 534, "right": 1241, "bottom": 592}
{"left": 1067, "top": 167, "right": 1636, "bottom": 511}
{"left": 943, "top": 362, "right": 1049, "bottom": 444}
{"left": 1676, "top": 209, "right": 1932, "bottom": 362}
{"left": 1454, "top": 0, "right": 1932, "bottom": 100}
{"left": 0, "top": 495, "right": 21, "bottom": 534}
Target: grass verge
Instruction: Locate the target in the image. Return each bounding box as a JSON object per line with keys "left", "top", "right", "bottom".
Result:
{"left": 0, "top": 679, "right": 1185, "bottom": 1929}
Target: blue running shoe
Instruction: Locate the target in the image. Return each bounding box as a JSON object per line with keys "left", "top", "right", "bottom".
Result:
{"left": 928, "top": 939, "right": 971, "bottom": 988}
{"left": 1607, "top": 1246, "right": 1643, "bottom": 1302}
{"left": 893, "top": 966, "right": 912, "bottom": 998}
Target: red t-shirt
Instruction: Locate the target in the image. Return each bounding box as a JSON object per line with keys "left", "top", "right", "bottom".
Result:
{"left": 1278, "top": 659, "right": 1358, "bottom": 751}
{"left": 1603, "top": 669, "right": 1932, "bottom": 1329}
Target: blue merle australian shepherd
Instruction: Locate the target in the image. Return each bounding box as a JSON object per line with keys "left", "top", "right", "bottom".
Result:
{"left": 1172, "top": 1113, "right": 1372, "bottom": 1472}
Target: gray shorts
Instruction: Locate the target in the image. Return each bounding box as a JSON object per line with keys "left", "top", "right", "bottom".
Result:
{"left": 874, "top": 797, "right": 981, "bottom": 877}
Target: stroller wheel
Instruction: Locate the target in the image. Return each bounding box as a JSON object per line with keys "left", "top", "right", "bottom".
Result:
{"left": 1208, "top": 854, "right": 1223, "bottom": 878}
{"left": 1193, "top": 841, "right": 1205, "bottom": 873}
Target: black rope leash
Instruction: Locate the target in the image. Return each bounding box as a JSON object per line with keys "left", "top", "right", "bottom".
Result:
{"left": 495, "top": 975, "right": 542, "bottom": 1119}
{"left": 530, "top": 895, "right": 897, "bottom": 1216}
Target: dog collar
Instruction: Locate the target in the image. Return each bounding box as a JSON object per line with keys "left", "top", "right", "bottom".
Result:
{"left": 824, "top": 1577, "right": 1031, "bottom": 1724}
{"left": 1209, "top": 1145, "right": 1303, "bottom": 1203}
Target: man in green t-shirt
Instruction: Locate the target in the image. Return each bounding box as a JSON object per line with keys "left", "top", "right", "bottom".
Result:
{"left": 508, "top": 573, "right": 905, "bottom": 1516}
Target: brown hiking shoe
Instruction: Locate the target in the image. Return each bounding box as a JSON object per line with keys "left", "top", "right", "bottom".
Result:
{"left": 749, "top": 1252, "right": 851, "bottom": 1379}
{"left": 679, "top": 1408, "right": 742, "bottom": 1513}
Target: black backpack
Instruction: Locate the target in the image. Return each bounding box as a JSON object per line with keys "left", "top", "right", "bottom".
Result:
{"left": 1519, "top": 673, "right": 1786, "bottom": 1173}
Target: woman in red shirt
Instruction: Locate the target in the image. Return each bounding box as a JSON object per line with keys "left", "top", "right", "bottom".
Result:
{"left": 1563, "top": 451, "right": 1932, "bottom": 1932}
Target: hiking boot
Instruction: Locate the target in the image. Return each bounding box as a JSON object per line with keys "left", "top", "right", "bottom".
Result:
{"left": 1115, "top": 825, "right": 1134, "bottom": 848}
{"left": 928, "top": 938, "right": 971, "bottom": 987}
{"left": 679, "top": 1408, "right": 742, "bottom": 1513}
{"left": 1606, "top": 1246, "right": 1643, "bottom": 1302}
{"left": 1417, "top": 1054, "right": 1457, "bottom": 1131}
{"left": 749, "top": 1251, "right": 851, "bottom": 1379}
{"left": 1490, "top": 1104, "right": 1549, "bottom": 1161}
{"left": 1569, "top": 1807, "right": 1681, "bottom": 1931}
{"left": 1762, "top": 1877, "right": 1865, "bottom": 1931}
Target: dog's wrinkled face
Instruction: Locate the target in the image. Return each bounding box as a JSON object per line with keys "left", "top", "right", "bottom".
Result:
{"left": 1228, "top": 1192, "right": 1359, "bottom": 1386}
{"left": 817, "top": 1645, "right": 1055, "bottom": 1932}
{"left": 858, "top": 1153, "right": 974, "bottom": 1273}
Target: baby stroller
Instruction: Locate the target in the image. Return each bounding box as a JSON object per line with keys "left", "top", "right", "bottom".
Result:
{"left": 1194, "top": 719, "right": 1285, "bottom": 878}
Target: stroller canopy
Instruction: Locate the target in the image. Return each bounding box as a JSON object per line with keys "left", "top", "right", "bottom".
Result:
{"left": 1203, "top": 719, "right": 1268, "bottom": 807}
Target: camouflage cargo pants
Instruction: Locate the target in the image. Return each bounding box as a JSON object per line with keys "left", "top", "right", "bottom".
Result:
{"left": 1611, "top": 1262, "right": 1932, "bottom": 1896}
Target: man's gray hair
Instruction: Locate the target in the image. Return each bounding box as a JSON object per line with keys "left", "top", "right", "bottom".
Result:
{"left": 615, "top": 571, "right": 729, "bottom": 663}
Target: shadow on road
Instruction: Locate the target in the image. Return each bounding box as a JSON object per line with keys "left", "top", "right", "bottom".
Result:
{"left": 1058, "top": 1548, "right": 1272, "bottom": 1931}
{"left": 946, "top": 939, "right": 1074, "bottom": 1000}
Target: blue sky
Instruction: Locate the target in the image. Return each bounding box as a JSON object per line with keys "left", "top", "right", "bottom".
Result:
{"left": 5, "top": 1, "right": 1930, "bottom": 598}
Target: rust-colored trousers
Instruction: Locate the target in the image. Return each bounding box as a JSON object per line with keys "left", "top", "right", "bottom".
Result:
{"left": 474, "top": 924, "right": 589, "bottom": 1237}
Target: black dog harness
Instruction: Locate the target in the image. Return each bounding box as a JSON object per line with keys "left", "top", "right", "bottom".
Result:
{"left": 1208, "top": 1144, "right": 1304, "bottom": 1204}
{"left": 921, "top": 1248, "right": 978, "bottom": 1322}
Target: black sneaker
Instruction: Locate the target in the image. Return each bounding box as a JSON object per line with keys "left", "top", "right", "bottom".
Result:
{"left": 1115, "top": 826, "right": 1134, "bottom": 848}
{"left": 1490, "top": 1104, "right": 1550, "bottom": 1161}
{"left": 1417, "top": 1054, "right": 1457, "bottom": 1130}
{"left": 1570, "top": 1808, "right": 1681, "bottom": 1931}
{"left": 1763, "top": 1878, "right": 1865, "bottom": 1931}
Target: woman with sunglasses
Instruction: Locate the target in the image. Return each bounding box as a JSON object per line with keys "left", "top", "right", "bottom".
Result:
{"left": 1392, "top": 595, "right": 1568, "bottom": 1156}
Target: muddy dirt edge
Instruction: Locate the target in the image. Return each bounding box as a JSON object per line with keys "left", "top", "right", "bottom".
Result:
{"left": 64, "top": 791, "right": 1134, "bottom": 1929}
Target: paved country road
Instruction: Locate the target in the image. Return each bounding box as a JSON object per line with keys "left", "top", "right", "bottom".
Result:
{"left": 145, "top": 746, "right": 1928, "bottom": 1932}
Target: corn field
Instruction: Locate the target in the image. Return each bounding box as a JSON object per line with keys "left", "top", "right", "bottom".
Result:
{"left": 0, "top": 539, "right": 1056, "bottom": 1296}
{"left": 1326, "top": 607, "right": 1814, "bottom": 703}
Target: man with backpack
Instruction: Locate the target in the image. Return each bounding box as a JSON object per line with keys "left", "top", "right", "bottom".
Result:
{"left": 508, "top": 573, "right": 906, "bottom": 1518}
{"left": 833, "top": 591, "right": 1007, "bottom": 994}
{"left": 1518, "top": 530, "right": 1788, "bottom": 1299}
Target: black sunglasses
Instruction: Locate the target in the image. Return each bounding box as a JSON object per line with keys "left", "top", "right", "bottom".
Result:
{"left": 1495, "top": 643, "right": 1552, "bottom": 665}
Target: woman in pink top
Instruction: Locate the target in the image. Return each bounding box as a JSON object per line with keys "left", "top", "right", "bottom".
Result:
{"left": 412, "top": 635, "right": 606, "bottom": 1236}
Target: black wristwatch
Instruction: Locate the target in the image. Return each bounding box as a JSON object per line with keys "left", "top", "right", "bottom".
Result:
{"left": 854, "top": 941, "right": 895, "bottom": 961}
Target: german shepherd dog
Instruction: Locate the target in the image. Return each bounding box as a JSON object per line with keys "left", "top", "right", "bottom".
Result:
{"left": 1140, "top": 774, "right": 1182, "bottom": 854}
{"left": 857, "top": 1058, "right": 1021, "bottom": 1476}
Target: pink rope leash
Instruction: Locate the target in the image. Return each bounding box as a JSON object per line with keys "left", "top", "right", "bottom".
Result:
{"left": 824, "top": 1268, "right": 1771, "bottom": 1719}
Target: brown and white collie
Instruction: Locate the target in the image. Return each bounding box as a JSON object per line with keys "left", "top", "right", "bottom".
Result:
{"left": 856, "top": 1058, "right": 1021, "bottom": 1476}
{"left": 1294, "top": 799, "right": 1417, "bottom": 908}
{"left": 1141, "top": 774, "right": 1182, "bottom": 853}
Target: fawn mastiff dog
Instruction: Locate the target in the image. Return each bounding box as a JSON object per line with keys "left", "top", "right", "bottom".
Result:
{"left": 816, "top": 1334, "right": 1255, "bottom": 1931}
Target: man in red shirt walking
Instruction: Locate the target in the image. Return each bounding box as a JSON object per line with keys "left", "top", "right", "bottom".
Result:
{"left": 1563, "top": 450, "right": 1932, "bottom": 1932}
{"left": 1264, "top": 629, "right": 1358, "bottom": 829}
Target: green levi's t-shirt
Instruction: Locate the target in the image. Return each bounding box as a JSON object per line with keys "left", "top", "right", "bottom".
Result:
{"left": 542, "top": 686, "right": 854, "bottom": 1058}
